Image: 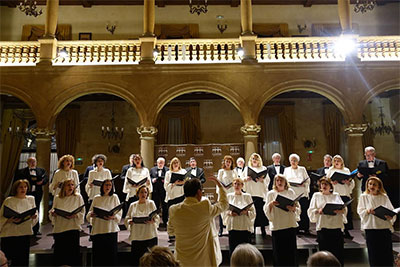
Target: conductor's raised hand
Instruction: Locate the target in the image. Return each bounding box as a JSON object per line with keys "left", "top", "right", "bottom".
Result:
{"left": 208, "top": 176, "right": 222, "bottom": 187}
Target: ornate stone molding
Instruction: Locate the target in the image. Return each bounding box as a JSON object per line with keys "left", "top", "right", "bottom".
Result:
{"left": 137, "top": 126, "right": 158, "bottom": 139}
{"left": 30, "top": 128, "right": 56, "bottom": 138}
{"left": 240, "top": 124, "right": 261, "bottom": 137}
{"left": 344, "top": 123, "right": 368, "bottom": 136}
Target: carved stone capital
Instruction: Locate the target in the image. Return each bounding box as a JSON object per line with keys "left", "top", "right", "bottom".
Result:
{"left": 30, "top": 128, "right": 55, "bottom": 138}
{"left": 344, "top": 123, "right": 368, "bottom": 136}
{"left": 240, "top": 124, "right": 261, "bottom": 137}
{"left": 137, "top": 126, "right": 158, "bottom": 139}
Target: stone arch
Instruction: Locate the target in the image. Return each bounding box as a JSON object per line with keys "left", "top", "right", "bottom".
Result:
{"left": 254, "top": 79, "right": 350, "bottom": 123}
{"left": 47, "top": 81, "right": 146, "bottom": 126}
{"left": 148, "top": 80, "right": 249, "bottom": 125}
{"left": 361, "top": 78, "right": 400, "bottom": 111}
{"left": 0, "top": 84, "right": 39, "bottom": 121}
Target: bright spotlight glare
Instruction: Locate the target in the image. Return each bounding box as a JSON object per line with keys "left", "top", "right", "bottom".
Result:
{"left": 153, "top": 48, "right": 159, "bottom": 59}
{"left": 237, "top": 47, "right": 244, "bottom": 58}
{"left": 334, "top": 36, "right": 356, "bottom": 57}
{"left": 58, "top": 48, "right": 68, "bottom": 58}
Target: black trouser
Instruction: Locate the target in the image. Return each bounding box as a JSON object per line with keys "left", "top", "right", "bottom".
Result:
{"left": 340, "top": 195, "right": 353, "bottom": 230}
{"left": 131, "top": 237, "right": 158, "bottom": 266}
{"left": 298, "top": 196, "right": 310, "bottom": 231}
{"left": 152, "top": 190, "right": 168, "bottom": 225}
{"left": 228, "top": 230, "right": 251, "bottom": 257}
{"left": 365, "top": 229, "right": 394, "bottom": 267}
{"left": 92, "top": 232, "right": 118, "bottom": 266}
{"left": 272, "top": 228, "right": 298, "bottom": 266}
{"left": 252, "top": 196, "right": 269, "bottom": 227}
{"left": 30, "top": 190, "right": 42, "bottom": 234}
{"left": 54, "top": 229, "right": 81, "bottom": 266}
{"left": 1, "top": 235, "right": 30, "bottom": 266}
{"left": 166, "top": 195, "right": 185, "bottom": 226}
{"left": 317, "top": 228, "right": 344, "bottom": 266}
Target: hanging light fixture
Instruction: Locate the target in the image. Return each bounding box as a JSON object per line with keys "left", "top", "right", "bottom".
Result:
{"left": 101, "top": 104, "right": 124, "bottom": 141}
{"left": 354, "top": 0, "right": 376, "bottom": 13}
{"left": 18, "top": 0, "right": 43, "bottom": 17}
{"left": 370, "top": 106, "right": 396, "bottom": 136}
{"left": 189, "top": 0, "right": 208, "bottom": 15}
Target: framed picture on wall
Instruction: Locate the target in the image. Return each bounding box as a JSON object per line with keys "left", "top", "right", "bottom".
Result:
{"left": 79, "top": 32, "right": 92, "bottom": 40}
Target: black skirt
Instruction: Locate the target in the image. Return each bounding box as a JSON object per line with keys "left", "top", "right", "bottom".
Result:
{"left": 54, "top": 229, "right": 81, "bottom": 266}
{"left": 252, "top": 196, "right": 269, "bottom": 227}
{"left": 365, "top": 229, "right": 394, "bottom": 267}
{"left": 1, "top": 235, "right": 30, "bottom": 267}
{"left": 131, "top": 237, "right": 158, "bottom": 266}
{"left": 272, "top": 227, "right": 298, "bottom": 266}
{"left": 228, "top": 230, "right": 251, "bottom": 257}
{"left": 317, "top": 228, "right": 344, "bottom": 266}
{"left": 92, "top": 232, "right": 118, "bottom": 266}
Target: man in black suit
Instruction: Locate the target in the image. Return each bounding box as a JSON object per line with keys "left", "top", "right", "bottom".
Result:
{"left": 266, "top": 153, "right": 285, "bottom": 190}
{"left": 150, "top": 157, "right": 169, "bottom": 227}
{"left": 14, "top": 157, "right": 48, "bottom": 235}
{"left": 357, "top": 146, "right": 389, "bottom": 192}
{"left": 316, "top": 154, "right": 333, "bottom": 176}
{"left": 120, "top": 154, "right": 135, "bottom": 180}
{"left": 185, "top": 157, "right": 206, "bottom": 184}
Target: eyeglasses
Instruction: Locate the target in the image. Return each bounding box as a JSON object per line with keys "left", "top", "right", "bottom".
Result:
{"left": 0, "top": 260, "right": 11, "bottom": 267}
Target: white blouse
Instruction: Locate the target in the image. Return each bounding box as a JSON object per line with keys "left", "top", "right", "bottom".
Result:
{"left": 50, "top": 169, "right": 80, "bottom": 196}
{"left": 49, "top": 194, "right": 85, "bottom": 234}
{"left": 283, "top": 166, "right": 310, "bottom": 198}
{"left": 243, "top": 166, "right": 269, "bottom": 199}
{"left": 325, "top": 167, "right": 355, "bottom": 197}
{"left": 264, "top": 189, "right": 300, "bottom": 231}
{"left": 216, "top": 169, "right": 237, "bottom": 195}
{"left": 86, "top": 194, "right": 122, "bottom": 235}
{"left": 357, "top": 193, "right": 396, "bottom": 232}
{"left": 222, "top": 192, "right": 256, "bottom": 232}
{"left": 308, "top": 192, "right": 347, "bottom": 231}
{"left": 164, "top": 169, "right": 187, "bottom": 202}
{"left": 123, "top": 167, "right": 152, "bottom": 201}
{"left": 125, "top": 199, "right": 160, "bottom": 241}
{"left": 0, "top": 196, "right": 38, "bottom": 237}
{"left": 85, "top": 168, "right": 112, "bottom": 200}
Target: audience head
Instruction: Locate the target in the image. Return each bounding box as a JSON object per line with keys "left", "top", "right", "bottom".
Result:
{"left": 248, "top": 153, "right": 263, "bottom": 168}
{"left": 365, "top": 176, "right": 386, "bottom": 195}
{"left": 364, "top": 146, "right": 376, "bottom": 161}
{"left": 273, "top": 174, "right": 290, "bottom": 191}
{"left": 169, "top": 157, "right": 182, "bottom": 171}
{"left": 236, "top": 157, "right": 245, "bottom": 168}
{"left": 59, "top": 178, "right": 77, "bottom": 198}
{"left": 231, "top": 243, "right": 264, "bottom": 267}
{"left": 318, "top": 177, "right": 333, "bottom": 194}
{"left": 271, "top": 153, "right": 281, "bottom": 164}
{"left": 136, "top": 185, "right": 150, "bottom": 199}
{"left": 0, "top": 250, "right": 9, "bottom": 267}
{"left": 11, "top": 179, "right": 30, "bottom": 196}
{"left": 184, "top": 178, "right": 202, "bottom": 200}
{"left": 323, "top": 154, "right": 332, "bottom": 167}
{"left": 27, "top": 157, "right": 37, "bottom": 168}
{"left": 92, "top": 154, "right": 107, "bottom": 168}
{"left": 332, "top": 155, "right": 345, "bottom": 169}
{"left": 58, "top": 154, "right": 75, "bottom": 170}
{"left": 222, "top": 155, "right": 234, "bottom": 170}
{"left": 139, "top": 246, "right": 181, "bottom": 267}
{"left": 289, "top": 153, "right": 300, "bottom": 168}
{"left": 100, "top": 179, "right": 114, "bottom": 196}
{"left": 157, "top": 157, "right": 166, "bottom": 169}
{"left": 307, "top": 251, "right": 341, "bottom": 267}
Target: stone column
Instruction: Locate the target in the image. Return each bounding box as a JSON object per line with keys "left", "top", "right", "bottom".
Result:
{"left": 140, "top": 0, "right": 156, "bottom": 64}
{"left": 31, "top": 128, "right": 55, "bottom": 224}
{"left": 239, "top": 0, "right": 257, "bottom": 63}
{"left": 338, "top": 0, "right": 352, "bottom": 34}
{"left": 240, "top": 0, "right": 253, "bottom": 35}
{"left": 344, "top": 123, "right": 367, "bottom": 218}
{"left": 137, "top": 126, "right": 158, "bottom": 169}
{"left": 143, "top": 0, "right": 155, "bottom": 37}
{"left": 39, "top": 0, "right": 59, "bottom": 64}
{"left": 240, "top": 124, "right": 261, "bottom": 163}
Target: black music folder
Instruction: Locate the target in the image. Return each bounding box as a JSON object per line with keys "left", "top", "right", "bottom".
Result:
{"left": 330, "top": 172, "right": 353, "bottom": 183}
{"left": 127, "top": 177, "right": 148, "bottom": 187}
{"left": 357, "top": 165, "right": 386, "bottom": 178}
{"left": 373, "top": 206, "right": 400, "bottom": 221}
{"left": 54, "top": 205, "right": 85, "bottom": 218}
{"left": 93, "top": 202, "right": 124, "bottom": 220}
{"left": 228, "top": 202, "right": 254, "bottom": 215}
{"left": 310, "top": 172, "right": 324, "bottom": 181}
{"left": 3, "top": 206, "right": 36, "bottom": 224}
{"left": 275, "top": 193, "right": 303, "bottom": 211}
{"left": 247, "top": 167, "right": 269, "bottom": 182}
{"left": 322, "top": 199, "right": 353, "bottom": 215}
{"left": 92, "top": 180, "right": 104, "bottom": 186}
{"left": 132, "top": 209, "right": 159, "bottom": 224}
{"left": 220, "top": 180, "right": 233, "bottom": 189}
{"left": 289, "top": 177, "right": 309, "bottom": 187}
{"left": 170, "top": 173, "right": 187, "bottom": 184}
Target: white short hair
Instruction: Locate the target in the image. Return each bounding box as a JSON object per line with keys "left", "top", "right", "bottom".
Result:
{"left": 271, "top": 153, "right": 281, "bottom": 160}
{"left": 364, "top": 146, "right": 375, "bottom": 154}
{"left": 289, "top": 153, "right": 300, "bottom": 162}
{"left": 236, "top": 157, "right": 245, "bottom": 164}
{"left": 157, "top": 157, "right": 165, "bottom": 163}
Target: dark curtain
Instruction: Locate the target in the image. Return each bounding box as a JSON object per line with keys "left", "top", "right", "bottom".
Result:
{"left": 323, "top": 103, "right": 342, "bottom": 155}
{"left": 55, "top": 106, "right": 80, "bottom": 158}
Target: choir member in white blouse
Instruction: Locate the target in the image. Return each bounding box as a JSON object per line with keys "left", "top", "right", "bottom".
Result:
{"left": 50, "top": 154, "right": 80, "bottom": 196}
{"left": 0, "top": 179, "right": 38, "bottom": 266}
{"left": 223, "top": 177, "right": 255, "bottom": 256}
{"left": 125, "top": 185, "right": 160, "bottom": 266}
{"left": 85, "top": 154, "right": 112, "bottom": 201}
{"left": 234, "top": 157, "right": 245, "bottom": 178}
{"left": 123, "top": 154, "right": 152, "bottom": 214}
{"left": 217, "top": 155, "right": 238, "bottom": 236}
{"left": 49, "top": 179, "right": 85, "bottom": 266}
{"left": 264, "top": 174, "right": 300, "bottom": 266}
{"left": 308, "top": 178, "right": 346, "bottom": 265}
{"left": 164, "top": 157, "right": 187, "bottom": 240}
{"left": 357, "top": 177, "right": 396, "bottom": 267}
{"left": 87, "top": 179, "right": 122, "bottom": 266}
{"left": 283, "top": 153, "right": 310, "bottom": 234}
{"left": 325, "top": 154, "right": 355, "bottom": 239}
{"left": 243, "top": 153, "right": 269, "bottom": 238}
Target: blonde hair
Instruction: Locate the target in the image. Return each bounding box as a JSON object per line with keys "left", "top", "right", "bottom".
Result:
{"left": 231, "top": 243, "right": 265, "bottom": 267}
{"left": 272, "top": 174, "right": 290, "bottom": 191}
{"left": 232, "top": 177, "right": 244, "bottom": 185}
{"left": 365, "top": 176, "right": 386, "bottom": 195}
{"left": 332, "top": 155, "right": 345, "bottom": 169}
{"left": 58, "top": 178, "right": 77, "bottom": 198}
{"left": 58, "top": 154, "right": 75, "bottom": 169}
{"left": 169, "top": 157, "right": 182, "bottom": 171}
{"left": 248, "top": 153, "right": 263, "bottom": 168}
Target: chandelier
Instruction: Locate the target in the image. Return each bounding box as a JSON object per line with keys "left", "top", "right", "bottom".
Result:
{"left": 354, "top": 0, "right": 376, "bottom": 13}
{"left": 18, "top": 0, "right": 43, "bottom": 17}
{"left": 189, "top": 0, "right": 208, "bottom": 15}
{"left": 101, "top": 104, "right": 124, "bottom": 141}
{"left": 370, "top": 106, "right": 396, "bottom": 136}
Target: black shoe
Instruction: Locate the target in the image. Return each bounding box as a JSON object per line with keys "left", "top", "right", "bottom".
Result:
{"left": 261, "top": 228, "right": 267, "bottom": 238}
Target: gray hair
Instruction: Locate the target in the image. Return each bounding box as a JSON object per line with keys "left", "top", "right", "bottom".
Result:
{"left": 323, "top": 154, "right": 332, "bottom": 160}
{"left": 289, "top": 153, "right": 300, "bottom": 162}
{"left": 236, "top": 157, "right": 245, "bottom": 164}
{"left": 364, "top": 146, "right": 375, "bottom": 154}
{"left": 271, "top": 153, "right": 281, "bottom": 160}
{"left": 231, "top": 244, "right": 264, "bottom": 267}
{"left": 156, "top": 157, "right": 165, "bottom": 163}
